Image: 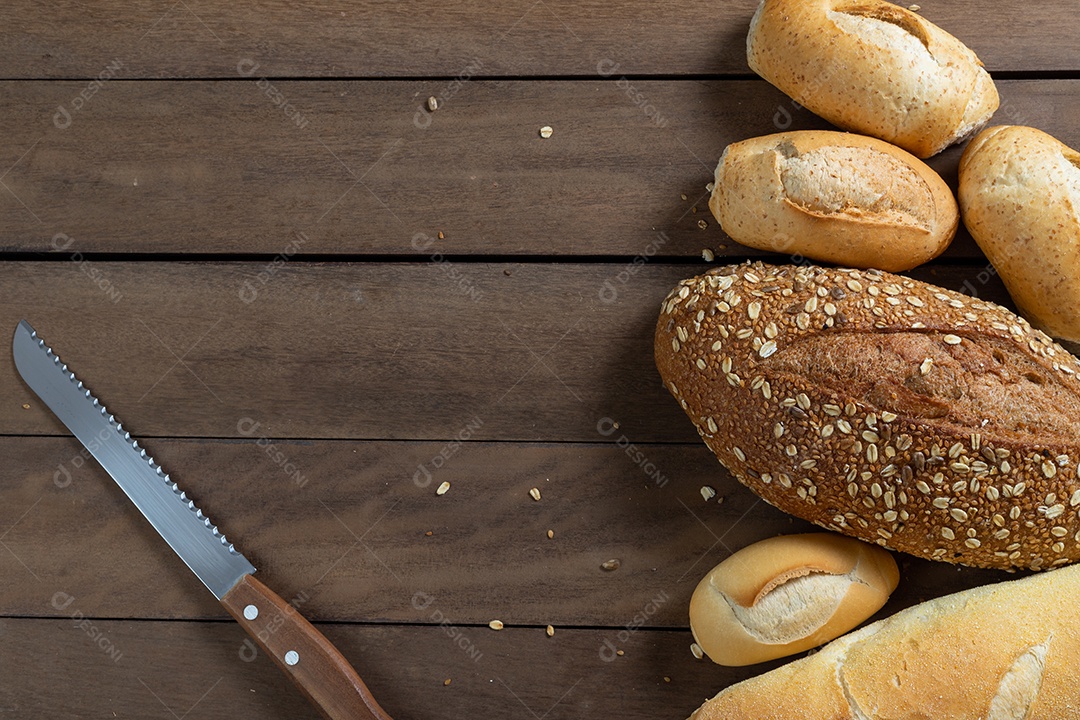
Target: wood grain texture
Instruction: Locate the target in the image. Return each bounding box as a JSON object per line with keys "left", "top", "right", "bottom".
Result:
{"left": 0, "top": 436, "right": 1009, "bottom": 624}
{"left": 0, "top": 80, "right": 1076, "bottom": 256}
{"left": 221, "top": 574, "right": 394, "bottom": 720}
{"left": 5, "top": 5, "right": 1077, "bottom": 717}
{"left": 0, "top": 618, "right": 783, "bottom": 720}
{"left": 2, "top": 0, "right": 1077, "bottom": 78}
{"left": 0, "top": 262, "right": 1014, "bottom": 442}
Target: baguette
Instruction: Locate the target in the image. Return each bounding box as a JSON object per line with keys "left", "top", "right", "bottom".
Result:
{"left": 747, "top": 0, "right": 998, "bottom": 158}
{"left": 654, "top": 262, "right": 1080, "bottom": 570}
{"left": 709, "top": 131, "right": 958, "bottom": 272}
{"left": 689, "top": 533, "right": 898, "bottom": 666}
{"left": 689, "top": 562, "right": 1080, "bottom": 720}
{"left": 959, "top": 125, "right": 1080, "bottom": 343}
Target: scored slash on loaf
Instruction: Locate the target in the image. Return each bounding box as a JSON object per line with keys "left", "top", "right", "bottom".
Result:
{"left": 746, "top": 0, "right": 999, "bottom": 158}
{"left": 709, "top": 131, "right": 958, "bottom": 272}
{"left": 689, "top": 562, "right": 1080, "bottom": 719}
{"left": 689, "top": 534, "right": 898, "bottom": 666}
{"left": 655, "top": 262, "right": 1080, "bottom": 571}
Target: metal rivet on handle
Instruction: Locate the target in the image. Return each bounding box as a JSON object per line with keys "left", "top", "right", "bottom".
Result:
{"left": 285, "top": 651, "right": 299, "bottom": 666}
{"left": 243, "top": 604, "right": 258, "bottom": 620}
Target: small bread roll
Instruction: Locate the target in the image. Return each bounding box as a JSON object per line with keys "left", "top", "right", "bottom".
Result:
{"left": 747, "top": 0, "right": 999, "bottom": 158}
{"left": 959, "top": 126, "right": 1080, "bottom": 343}
{"left": 709, "top": 131, "right": 958, "bottom": 272}
{"left": 689, "top": 533, "right": 899, "bottom": 666}
{"left": 690, "top": 561, "right": 1080, "bottom": 720}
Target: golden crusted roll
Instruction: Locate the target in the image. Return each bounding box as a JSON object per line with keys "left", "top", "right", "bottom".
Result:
{"left": 689, "top": 533, "right": 898, "bottom": 666}
{"left": 709, "top": 131, "right": 958, "bottom": 272}
{"left": 747, "top": 0, "right": 999, "bottom": 158}
{"left": 655, "top": 262, "right": 1080, "bottom": 571}
{"left": 690, "top": 563, "right": 1080, "bottom": 720}
{"left": 959, "top": 125, "right": 1080, "bottom": 343}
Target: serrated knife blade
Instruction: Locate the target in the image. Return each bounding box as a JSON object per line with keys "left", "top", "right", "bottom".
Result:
{"left": 13, "top": 320, "right": 393, "bottom": 720}
{"left": 12, "top": 320, "right": 255, "bottom": 598}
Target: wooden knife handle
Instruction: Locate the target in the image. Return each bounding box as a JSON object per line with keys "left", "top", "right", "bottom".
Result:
{"left": 222, "top": 574, "right": 393, "bottom": 720}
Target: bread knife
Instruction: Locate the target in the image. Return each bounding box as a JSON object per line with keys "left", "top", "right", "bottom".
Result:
{"left": 12, "top": 320, "right": 393, "bottom": 720}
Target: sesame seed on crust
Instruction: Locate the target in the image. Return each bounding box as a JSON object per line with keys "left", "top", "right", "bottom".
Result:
{"left": 655, "top": 261, "right": 1080, "bottom": 571}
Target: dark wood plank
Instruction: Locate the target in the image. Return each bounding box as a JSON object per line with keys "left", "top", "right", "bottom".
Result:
{"left": 0, "top": 262, "right": 1014, "bottom": 442}
{"left": 5, "top": 6, "right": 1075, "bottom": 720}
{"left": 0, "top": 436, "right": 1009, "bottom": 624}
{"left": 0, "top": 80, "right": 1075, "bottom": 256}
{"left": 0, "top": 618, "right": 779, "bottom": 720}
{"left": 2, "top": 1, "right": 1076, "bottom": 78}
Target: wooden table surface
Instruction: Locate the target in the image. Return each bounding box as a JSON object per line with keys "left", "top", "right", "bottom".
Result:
{"left": 2, "top": 2, "right": 1077, "bottom": 717}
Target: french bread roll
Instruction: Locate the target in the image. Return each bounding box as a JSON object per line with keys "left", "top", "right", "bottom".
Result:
{"left": 959, "top": 126, "right": 1080, "bottom": 344}
{"left": 655, "top": 262, "right": 1080, "bottom": 571}
{"left": 689, "top": 562, "right": 1080, "bottom": 720}
{"left": 747, "top": 0, "right": 999, "bottom": 158}
{"left": 709, "top": 131, "right": 958, "bottom": 272}
{"left": 689, "top": 533, "right": 898, "bottom": 666}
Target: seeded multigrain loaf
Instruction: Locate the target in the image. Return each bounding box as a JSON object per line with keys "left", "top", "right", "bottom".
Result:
{"left": 747, "top": 0, "right": 998, "bottom": 158}
{"left": 654, "top": 262, "right": 1080, "bottom": 570}
{"left": 689, "top": 563, "right": 1080, "bottom": 720}
{"left": 710, "top": 131, "right": 958, "bottom": 271}
{"left": 959, "top": 126, "right": 1080, "bottom": 344}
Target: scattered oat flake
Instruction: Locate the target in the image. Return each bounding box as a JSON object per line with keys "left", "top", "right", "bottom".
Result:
{"left": 908, "top": 4, "right": 920, "bottom": 10}
{"left": 706, "top": 182, "right": 715, "bottom": 192}
{"left": 702, "top": 248, "right": 715, "bottom": 262}
{"left": 22, "top": 403, "right": 30, "bottom": 409}
{"left": 616, "top": 650, "right": 625, "bottom": 656}
{"left": 427, "top": 96, "right": 439, "bottom": 111}
{"left": 690, "top": 643, "right": 704, "bottom": 660}
{"left": 437, "top": 231, "right": 444, "bottom": 239}
{"left": 601, "top": 558, "right": 620, "bottom": 571}
{"left": 443, "top": 678, "right": 451, "bottom": 686}
{"left": 529, "top": 487, "right": 542, "bottom": 501}
{"left": 680, "top": 194, "right": 688, "bottom": 201}
{"left": 664, "top": 676, "right": 671, "bottom": 683}
{"left": 697, "top": 219, "right": 708, "bottom": 230}
{"left": 546, "top": 625, "right": 555, "bottom": 637}
{"left": 425, "top": 530, "right": 433, "bottom": 536}
{"left": 539, "top": 126, "right": 553, "bottom": 139}
{"left": 436, "top": 481, "right": 451, "bottom": 495}
{"left": 489, "top": 620, "right": 504, "bottom": 630}
{"left": 943, "top": 334, "right": 962, "bottom": 345}
{"left": 547, "top": 529, "right": 554, "bottom": 539}
{"left": 920, "top": 357, "right": 933, "bottom": 375}
{"left": 700, "top": 485, "right": 717, "bottom": 502}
